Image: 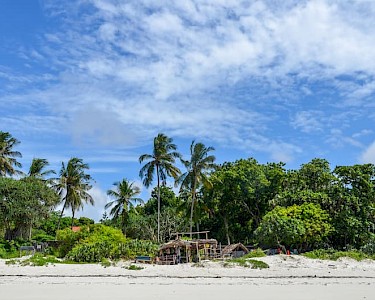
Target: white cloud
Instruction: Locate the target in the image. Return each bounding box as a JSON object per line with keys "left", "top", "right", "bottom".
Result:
{"left": 292, "top": 111, "right": 323, "bottom": 133}
{"left": 326, "top": 129, "right": 364, "bottom": 149}
{"left": 360, "top": 141, "right": 375, "bottom": 164}
{"left": 4, "top": 0, "right": 375, "bottom": 165}
{"left": 73, "top": 185, "right": 109, "bottom": 222}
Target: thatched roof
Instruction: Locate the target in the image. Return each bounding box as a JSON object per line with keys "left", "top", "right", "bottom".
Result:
{"left": 159, "top": 238, "right": 218, "bottom": 251}
{"left": 159, "top": 239, "right": 191, "bottom": 250}
{"left": 222, "top": 243, "right": 249, "bottom": 255}
{"left": 192, "top": 239, "right": 218, "bottom": 249}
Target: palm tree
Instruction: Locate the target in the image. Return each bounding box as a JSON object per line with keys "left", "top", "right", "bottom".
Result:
{"left": 0, "top": 131, "right": 22, "bottom": 177}
{"left": 28, "top": 158, "right": 55, "bottom": 180}
{"left": 139, "top": 133, "right": 181, "bottom": 242}
{"left": 106, "top": 179, "right": 143, "bottom": 235}
{"left": 177, "top": 141, "right": 216, "bottom": 237}
{"left": 54, "top": 157, "right": 94, "bottom": 231}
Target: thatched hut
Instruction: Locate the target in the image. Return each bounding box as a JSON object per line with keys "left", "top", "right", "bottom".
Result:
{"left": 222, "top": 243, "right": 249, "bottom": 258}
{"left": 158, "top": 238, "right": 219, "bottom": 264}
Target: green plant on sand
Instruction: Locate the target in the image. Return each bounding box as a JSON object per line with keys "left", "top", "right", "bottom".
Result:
{"left": 224, "top": 257, "right": 269, "bottom": 269}
{"left": 303, "top": 249, "right": 375, "bottom": 261}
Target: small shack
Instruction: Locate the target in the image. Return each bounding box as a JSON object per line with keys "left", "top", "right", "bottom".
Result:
{"left": 222, "top": 243, "right": 249, "bottom": 258}
{"left": 158, "top": 231, "right": 219, "bottom": 264}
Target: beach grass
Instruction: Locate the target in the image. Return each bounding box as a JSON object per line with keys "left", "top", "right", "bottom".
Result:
{"left": 224, "top": 257, "right": 269, "bottom": 269}
{"left": 303, "top": 249, "right": 375, "bottom": 261}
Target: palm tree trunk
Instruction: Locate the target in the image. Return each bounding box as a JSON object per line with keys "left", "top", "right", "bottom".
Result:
{"left": 189, "top": 177, "right": 197, "bottom": 239}
{"left": 156, "top": 164, "right": 161, "bottom": 243}
{"left": 121, "top": 210, "right": 127, "bottom": 236}
{"left": 71, "top": 207, "right": 75, "bottom": 228}
{"left": 56, "top": 200, "right": 67, "bottom": 238}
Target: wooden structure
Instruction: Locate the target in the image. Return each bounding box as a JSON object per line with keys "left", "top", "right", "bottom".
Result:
{"left": 158, "top": 231, "right": 220, "bottom": 264}
{"left": 222, "top": 243, "right": 249, "bottom": 258}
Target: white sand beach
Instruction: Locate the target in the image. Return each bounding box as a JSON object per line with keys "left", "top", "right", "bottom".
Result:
{"left": 1, "top": 255, "right": 374, "bottom": 300}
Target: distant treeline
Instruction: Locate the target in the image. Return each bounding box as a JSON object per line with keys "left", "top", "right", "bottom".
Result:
{"left": 1, "top": 131, "right": 374, "bottom": 253}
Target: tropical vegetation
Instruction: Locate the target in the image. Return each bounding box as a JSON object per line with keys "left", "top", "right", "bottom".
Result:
{"left": 0, "top": 130, "right": 374, "bottom": 263}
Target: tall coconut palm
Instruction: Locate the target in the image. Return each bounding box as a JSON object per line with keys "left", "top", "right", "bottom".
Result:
{"left": 139, "top": 133, "right": 181, "bottom": 242}
{"left": 176, "top": 141, "right": 216, "bottom": 237}
{"left": 54, "top": 157, "right": 94, "bottom": 231}
{"left": 106, "top": 179, "right": 143, "bottom": 235}
{"left": 0, "top": 131, "right": 22, "bottom": 177}
{"left": 28, "top": 158, "right": 56, "bottom": 180}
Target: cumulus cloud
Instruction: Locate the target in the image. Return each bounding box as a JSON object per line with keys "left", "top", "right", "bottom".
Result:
{"left": 3, "top": 0, "right": 375, "bottom": 165}
{"left": 360, "top": 141, "right": 375, "bottom": 164}
{"left": 73, "top": 185, "right": 109, "bottom": 222}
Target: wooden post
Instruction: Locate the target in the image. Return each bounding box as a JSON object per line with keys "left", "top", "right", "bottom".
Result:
{"left": 196, "top": 242, "right": 200, "bottom": 262}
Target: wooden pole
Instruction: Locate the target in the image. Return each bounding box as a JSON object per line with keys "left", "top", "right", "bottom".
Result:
{"left": 196, "top": 242, "right": 200, "bottom": 262}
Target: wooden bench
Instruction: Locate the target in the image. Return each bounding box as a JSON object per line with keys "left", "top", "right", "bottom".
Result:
{"left": 135, "top": 256, "right": 152, "bottom": 264}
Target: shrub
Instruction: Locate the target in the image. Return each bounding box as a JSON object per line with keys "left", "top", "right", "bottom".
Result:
{"left": 243, "top": 248, "right": 266, "bottom": 258}
{"left": 32, "top": 232, "right": 55, "bottom": 242}
{"left": 56, "top": 224, "right": 159, "bottom": 263}
{"left": 303, "top": 249, "right": 373, "bottom": 261}
{"left": 126, "top": 264, "right": 143, "bottom": 270}
{"left": 20, "top": 254, "right": 61, "bottom": 266}
{"left": 248, "top": 259, "right": 269, "bottom": 269}
{"left": 225, "top": 257, "right": 269, "bottom": 269}
{"left": 254, "top": 203, "right": 332, "bottom": 250}
{"left": 6, "top": 253, "right": 61, "bottom": 266}
{"left": 0, "top": 238, "right": 31, "bottom": 259}
{"left": 100, "top": 258, "right": 112, "bottom": 268}
{"left": 361, "top": 235, "right": 375, "bottom": 255}
{"left": 64, "top": 225, "right": 127, "bottom": 262}
{"left": 55, "top": 225, "right": 92, "bottom": 257}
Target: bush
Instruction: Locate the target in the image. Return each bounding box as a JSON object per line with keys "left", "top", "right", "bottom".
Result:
{"left": 243, "top": 248, "right": 266, "bottom": 258}
{"left": 303, "top": 249, "right": 374, "bottom": 261}
{"left": 126, "top": 264, "right": 144, "bottom": 270}
{"left": 55, "top": 225, "right": 93, "bottom": 257}
{"left": 20, "top": 253, "right": 61, "bottom": 266}
{"left": 224, "top": 258, "right": 269, "bottom": 269}
{"left": 0, "top": 238, "right": 31, "bottom": 259}
{"left": 254, "top": 203, "right": 332, "bottom": 250}
{"left": 32, "top": 230, "right": 55, "bottom": 242}
{"left": 64, "top": 225, "right": 127, "bottom": 262}
{"left": 361, "top": 235, "right": 375, "bottom": 255}
{"left": 56, "top": 224, "right": 159, "bottom": 263}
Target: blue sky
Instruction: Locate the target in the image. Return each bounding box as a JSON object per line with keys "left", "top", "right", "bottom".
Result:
{"left": 1, "top": 0, "right": 375, "bottom": 221}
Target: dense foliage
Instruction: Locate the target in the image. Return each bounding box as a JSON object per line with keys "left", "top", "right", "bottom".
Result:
{"left": 0, "top": 177, "right": 59, "bottom": 240}
{"left": 1, "top": 131, "right": 375, "bottom": 257}
{"left": 255, "top": 203, "right": 332, "bottom": 250}
{"left": 56, "top": 224, "right": 158, "bottom": 262}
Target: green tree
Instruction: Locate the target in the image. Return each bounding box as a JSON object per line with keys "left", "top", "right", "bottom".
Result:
{"left": 255, "top": 203, "right": 332, "bottom": 251}
{"left": 0, "top": 131, "right": 22, "bottom": 177}
{"left": 204, "top": 158, "right": 283, "bottom": 244}
{"left": 0, "top": 177, "right": 59, "bottom": 240}
{"left": 177, "top": 141, "right": 216, "bottom": 237}
{"left": 143, "top": 186, "right": 180, "bottom": 215}
{"left": 332, "top": 164, "right": 375, "bottom": 248}
{"left": 106, "top": 179, "right": 143, "bottom": 235}
{"left": 37, "top": 212, "right": 73, "bottom": 237}
{"left": 54, "top": 158, "right": 94, "bottom": 231}
{"left": 139, "top": 133, "right": 181, "bottom": 242}
{"left": 27, "top": 158, "right": 55, "bottom": 179}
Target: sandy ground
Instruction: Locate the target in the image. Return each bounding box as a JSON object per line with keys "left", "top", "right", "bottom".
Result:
{"left": 1, "top": 255, "right": 374, "bottom": 300}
